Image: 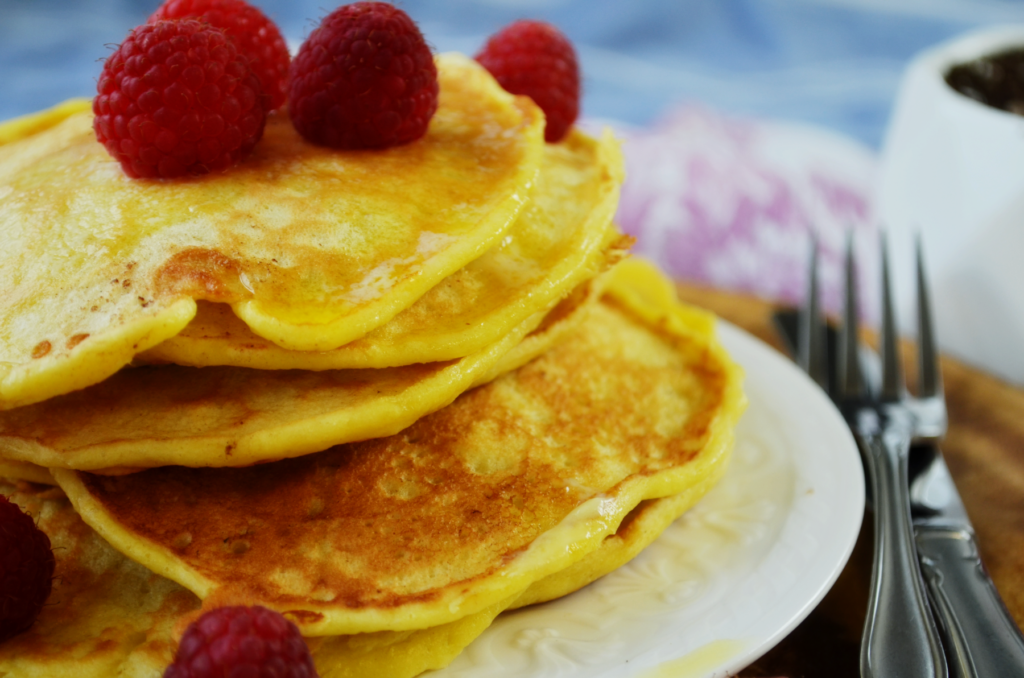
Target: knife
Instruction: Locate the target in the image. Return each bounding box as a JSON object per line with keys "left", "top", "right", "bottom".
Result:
{"left": 773, "top": 308, "right": 1024, "bottom": 678}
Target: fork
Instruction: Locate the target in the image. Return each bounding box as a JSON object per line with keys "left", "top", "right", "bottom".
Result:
{"left": 802, "top": 232, "right": 947, "bottom": 678}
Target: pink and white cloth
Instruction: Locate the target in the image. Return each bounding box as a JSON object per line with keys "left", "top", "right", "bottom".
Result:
{"left": 593, "top": 105, "right": 881, "bottom": 324}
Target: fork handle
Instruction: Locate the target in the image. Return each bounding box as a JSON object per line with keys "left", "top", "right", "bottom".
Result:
{"left": 859, "top": 421, "right": 948, "bottom": 678}
{"left": 916, "top": 527, "right": 1024, "bottom": 678}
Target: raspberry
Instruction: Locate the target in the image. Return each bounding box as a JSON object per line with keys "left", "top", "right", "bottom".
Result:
{"left": 0, "top": 494, "right": 55, "bottom": 643}
{"left": 93, "top": 20, "right": 268, "bottom": 179}
{"left": 288, "top": 2, "right": 439, "bottom": 149}
{"left": 475, "top": 20, "right": 580, "bottom": 143}
{"left": 164, "top": 605, "right": 319, "bottom": 678}
{"left": 149, "top": 0, "right": 290, "bottom": 111}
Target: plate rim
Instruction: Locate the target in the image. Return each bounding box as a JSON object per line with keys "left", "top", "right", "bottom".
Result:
{"left": 711, "top": 318, "right": 865, "bottom": 677}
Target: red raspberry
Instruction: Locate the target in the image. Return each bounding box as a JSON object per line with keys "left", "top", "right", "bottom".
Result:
{"left": 149, "top": 0, "right": 290, "bottom": 111}
{"left": 93, "top": 19, "right": 268, "bottom": 179}
{"left": 0, "top": 494, "right": 55, "bottom": 643}
{"left": 475, "top": 20, "right": 580, "bottom": 143}
{"left": 288, "top": 2, "right": 439, "bottom": 149}
{"left": 164, "top": 605, "right": 319, "bottom": 678}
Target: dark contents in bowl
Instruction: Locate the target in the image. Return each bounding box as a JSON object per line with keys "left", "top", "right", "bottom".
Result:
{"left": 946, "top": 49, "right": 1024, "bottom": 114}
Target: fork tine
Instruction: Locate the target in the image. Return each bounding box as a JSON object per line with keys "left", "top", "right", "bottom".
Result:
{"left": 879, "top": 233, "right": 904, "bottom": 402}
{"left": 838, "top": 231, "right": 865, "bottom": 398}
{"left": 799, "top": 233, "right": 828, "bottom": 391}
{"left": 830, "top": 234, "right": 949, "bottom": 678}
{"left": 915, "top": 235, "right": 941, "bottom": 398}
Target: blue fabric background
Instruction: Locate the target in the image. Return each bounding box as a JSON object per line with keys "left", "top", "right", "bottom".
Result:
{"left": 3, "top": 0, "right": 1024, "bottom": 147}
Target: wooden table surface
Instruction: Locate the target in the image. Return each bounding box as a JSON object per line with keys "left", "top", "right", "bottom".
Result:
{"left": 673, "top": 282, "right": 1024, "bottom": 678}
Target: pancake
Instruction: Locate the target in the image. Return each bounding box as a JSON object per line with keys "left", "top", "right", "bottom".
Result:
{"left": 0, "top": 457, "right": 53, "bottom": 485}
{"left": 138, "top": 128, "right": 626, "bottom": 371}
{"left": 0, "top": 53, "right": 544, "bottom": 410}
{"left": 0, "top": 273, "right": 604, "bottom": 473}
{"left": 472, "top": 273, "right": 607, "bottom": 388}
{"left": 304, "top": 491, "right": 712, "bottom": 678}
{"left": 0, "top": 276, "right": 600, "bottom": 477}
{"left": 0, "top": 98, "right": 90, "bottom": 145}
{"left": 0, "top": 476, "right": 708, "bottom": 678}
{"left": 52, "top": 260, "right": 747, "bottom": 637}
{"left": 0, "top": 478, "right": 196, "bottom": 678}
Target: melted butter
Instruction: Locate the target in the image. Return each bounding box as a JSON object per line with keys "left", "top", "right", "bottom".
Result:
{"left": 340, "top": 231, "right": 456, "bottom": 305}
{"left": 637, "top": 639, "right": 747, "bottom": 678}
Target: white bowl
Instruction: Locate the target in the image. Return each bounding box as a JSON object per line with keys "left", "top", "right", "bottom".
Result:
{"left": 879, "top": 25, "right": 1024, "bottom": 384}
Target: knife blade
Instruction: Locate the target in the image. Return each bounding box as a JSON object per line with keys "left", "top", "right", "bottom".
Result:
{"left": 772, "top": 307, "right": 1024, "bottom": 678}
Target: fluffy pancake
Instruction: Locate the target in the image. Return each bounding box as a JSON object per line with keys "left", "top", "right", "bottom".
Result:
{"left": 0, "top": 53, "right": 544, "bottom": 410}
{"left": 138, "top": 128, "right": 626, "bottom": 370}
{"left": 0, "top": 275, "right": 602, "bottom": 473}
{"left": 52, "top": 260, "right": 747, "bottom": 637}
{"left": 0, "top": 476, "right": 707, "bottom": 678}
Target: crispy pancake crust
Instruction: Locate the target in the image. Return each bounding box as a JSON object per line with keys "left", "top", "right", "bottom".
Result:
{"left": 53, "top": 260, "right": 746, "bottom": 636}
{"left": 0, "top": 54, "right": 544, "bottom": 409}
{"left": 138, "top": 129, "right": 626, "bottom": 370}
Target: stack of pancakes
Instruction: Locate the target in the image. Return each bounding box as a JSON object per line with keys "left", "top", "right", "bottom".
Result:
{"left": 0, "top": 54, "right": 746, "bottom": 677}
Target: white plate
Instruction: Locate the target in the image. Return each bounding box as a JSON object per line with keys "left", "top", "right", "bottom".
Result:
{"left": 438, "top": 320, "right": 865, "bottom": 678}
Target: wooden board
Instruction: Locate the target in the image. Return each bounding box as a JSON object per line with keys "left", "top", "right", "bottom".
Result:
{"left": 674, "top": 282, "right": 1024, "bottom": 677}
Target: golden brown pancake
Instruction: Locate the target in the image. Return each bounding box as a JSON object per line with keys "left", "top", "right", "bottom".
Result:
{"left": 0, "top": 274, "right": 604, "bottom": 473}
{"left": 138, "top": 128, "right": 626, "bottom": 371}
{"left": 0, "top": 475, "right": 709, "bottom": 678}
{"left": 472, "top": 273, "right": 609, "bottom": 388}
{"left": 305, "top": 491, "right": 713, "bottom": 678}
{"left": 0, "top": 477, "right": 502, "bottom": 678}
{"left": 53, "top": 260, "right": 747, "bottom": 637}
{"left": 0, "top": 53, "right": 544, "bottom": 410}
